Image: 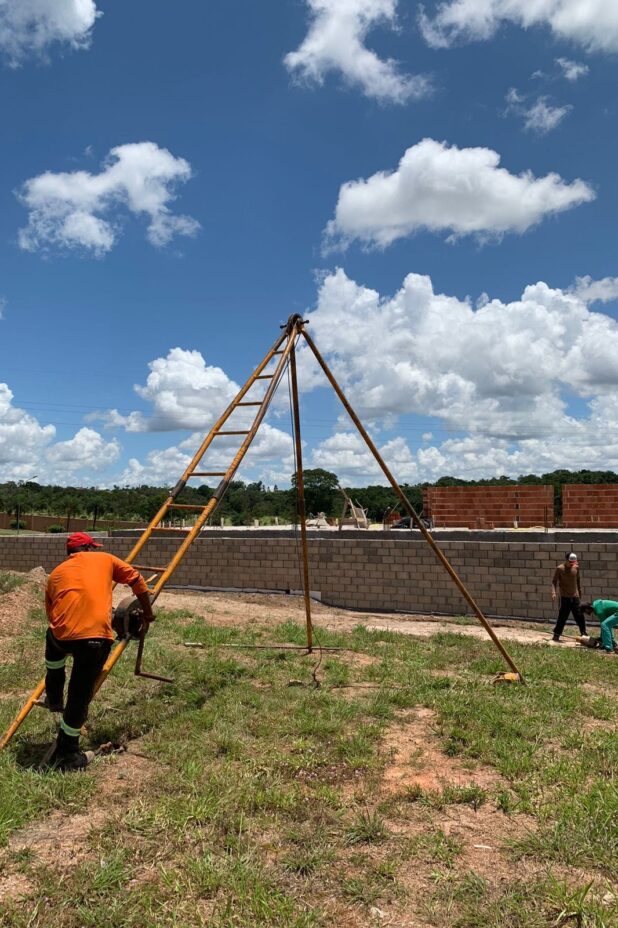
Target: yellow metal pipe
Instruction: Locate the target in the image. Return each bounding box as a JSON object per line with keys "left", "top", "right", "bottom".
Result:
{"left": 289, "top": 342, "right": 313, "bottom": 653}
{"left": 150, "top": 323, "right": 301, "bottom": 599}
{"left": 0, "top": 327, "right": 296, "bottom": 753}
{"left": 0, "top": 680, "right": 46, "bottom": 752}
{"left": 302, "top": 329, "right": 523, "bottom": 680}
{"left": 123, "top": 328, "right": 289, "bottom": 569}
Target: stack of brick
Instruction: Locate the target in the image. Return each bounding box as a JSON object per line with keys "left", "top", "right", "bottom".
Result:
{"left": 562, "top": 484, "right": 618, "bottom": 528}
{"left": 423, "top": 485, "right": 554, "bottom": 529}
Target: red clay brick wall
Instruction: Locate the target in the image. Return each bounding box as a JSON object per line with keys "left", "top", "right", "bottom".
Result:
{"left": 563, "top": 484, "right": 618, "bottom": 528}
{"left": 423, "top": 486, "right": 554, "bottom": 529}
{"left": 1, "top": 533, "right": 614, "bottom": 622}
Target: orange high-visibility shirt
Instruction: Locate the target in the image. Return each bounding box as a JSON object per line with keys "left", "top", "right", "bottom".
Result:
{"left": 45, "top": 551, "right": 149, "bottom": 641}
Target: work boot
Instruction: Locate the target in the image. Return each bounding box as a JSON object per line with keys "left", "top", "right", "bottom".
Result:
{"left": 552, "top": 635, "right": 562, "bottom": 643}
{"left": 48, "top": 749, "right": 95, "bottom": 772}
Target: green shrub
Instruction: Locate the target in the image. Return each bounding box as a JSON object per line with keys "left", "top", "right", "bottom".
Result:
{"left": 46, "top": 524, "right": 65, "bottom": 533}
{"left": 9, "top": 520, "right": 25, "bottom": 529}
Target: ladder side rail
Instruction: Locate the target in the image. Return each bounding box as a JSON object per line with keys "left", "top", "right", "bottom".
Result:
{"left": 148, "top": 325, "right": 301, "bottom": 600}
{"left": 123, "top": 328, "right": 289, "bottom": 569}
{"left": 91, "top": 331, "right": 295, "bottom": 691}
{"left": 0, "top": 329, "right": 291, "bottom": 752}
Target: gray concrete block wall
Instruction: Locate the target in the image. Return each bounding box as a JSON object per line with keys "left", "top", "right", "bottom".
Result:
{"left": 1, "top": 534, "right": 616, "bottom": 621}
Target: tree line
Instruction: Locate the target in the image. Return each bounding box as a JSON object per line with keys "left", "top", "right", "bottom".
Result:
{"left": 2, "top": 468, "right": 617, "bottom": 527}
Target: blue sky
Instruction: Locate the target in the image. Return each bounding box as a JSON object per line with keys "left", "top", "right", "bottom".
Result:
{"left": 1, "top": 0, "right": 617, "bottom": 488}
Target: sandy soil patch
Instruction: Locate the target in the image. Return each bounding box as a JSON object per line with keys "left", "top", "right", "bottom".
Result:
{"left": 380, "top": 707, "right": 500, "bottom": 794}
{"left": 0, "top": 746, "right": 156, "bottom": 899}
{"left": 151, "top": 588, "right": 563, "bottom": 648}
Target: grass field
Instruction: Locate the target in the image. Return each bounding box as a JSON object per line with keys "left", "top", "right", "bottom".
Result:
{"left": 0, "top": 585, "right": 617, "bottom": 927}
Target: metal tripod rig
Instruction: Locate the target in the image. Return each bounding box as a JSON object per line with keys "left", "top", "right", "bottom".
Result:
{"left": 0, "top": 315, "right": 523, "bottom": 752}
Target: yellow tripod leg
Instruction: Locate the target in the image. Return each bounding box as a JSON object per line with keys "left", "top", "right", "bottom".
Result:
{"left": 0, "top": 638, "right": 131, "bottom": 752}
{"left": 0, "top": 679, "right": 46, "bottom": 751}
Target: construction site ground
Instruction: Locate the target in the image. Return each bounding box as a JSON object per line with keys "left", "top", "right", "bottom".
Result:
{"left": 0, "top": 568, "right": 617, "bottom": 928}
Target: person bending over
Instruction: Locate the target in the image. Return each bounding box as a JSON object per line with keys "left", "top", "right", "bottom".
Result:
{"left": 580, "top": 601, "right": 618, "bottom": 655}
{"left": 43, "top": 532, "right": 153, "bottom": 771}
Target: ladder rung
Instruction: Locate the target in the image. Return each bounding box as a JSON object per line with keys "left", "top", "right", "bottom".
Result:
{"left": 255, "top": 374, "right": 274, "bottom": 379}
{"left": 133, "top": 565, "right": 166, "bottom": 573}
{"left": 191, "top": 471, "right": 226, "bottom": 477}
{"left": 169, "top": 503, "right": 209, "bottom": 510}
{"left": 237, "top": 402, "right": 262, "bottom": 406}
{"left": 214, "top": 430, "right": 250, "bottom": 436}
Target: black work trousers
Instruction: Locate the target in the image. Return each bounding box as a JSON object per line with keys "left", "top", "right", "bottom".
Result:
{"left": 45, "top": 629, "right": 112, "bottom": 754}
{"left": 553, "top": 596, "right": 586, "bottom": 638}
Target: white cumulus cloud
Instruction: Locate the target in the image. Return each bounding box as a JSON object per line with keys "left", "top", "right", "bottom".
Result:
{"left": 101, "top": 346, "right": 295, "bottom": 487}
{"left": 18, "top": 142, "right": 200, "bottom": 256}
{"left": 120, "top": 425, "right": 294, "bottom": 488}
{"left": 570, "top": 275, "right": 618, "bottom": 305}
{"left": 311, "top": 431, "right": 420, "bottom": 483}
{"left": 46, "top": 427, "right": 120, "bottom": 473}
{"left": 0, "top": 383, "right": 120, "bottom": 483}
{"left": 0, "top": 0, "right": 99, "bottom": 65}
{"left": 419, "top": 0, "right": 618, "bottom": 54}
{"left": 324, "top": 138, "right": 594, "bottom": 249}
{"left": 0, "top": 383, "right": 55, "bottom": 478}
{"left": 522, "top": 97, "right": 571, "bottom": 134}
{"left": 303, "top": 268, "right": 618, "bottom": 442}
{"left": 304, "top": 267, "right": 618, "bottom": 484}
{"left": 285, "top": 0, "right": 430, "bottom": 103}
{"left": 102, "top": 348, "right": 243, "bottom": 433}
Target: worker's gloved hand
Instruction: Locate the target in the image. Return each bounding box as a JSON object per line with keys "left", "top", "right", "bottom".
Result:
{"left": 136, "top": 592, "right": 155, "bottom": 634}
{"left": 140, "top": 610, "right": 154, "bottom": 637}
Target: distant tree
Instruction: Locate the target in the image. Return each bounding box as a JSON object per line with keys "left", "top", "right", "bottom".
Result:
{"left": 292, "top": 468, "right": 339, "bottom": 516}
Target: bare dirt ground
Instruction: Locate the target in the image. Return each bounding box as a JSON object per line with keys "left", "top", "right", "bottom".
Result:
{"left": 0, "top": 566, "right": 562, "bottom": 649}
{"left": 150, "top": 587, "right": 566, "bottom": 648}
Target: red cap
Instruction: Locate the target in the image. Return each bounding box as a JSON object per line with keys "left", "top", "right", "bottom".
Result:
{"left": 66, "top": 532, "right": 103, "bottom": 552}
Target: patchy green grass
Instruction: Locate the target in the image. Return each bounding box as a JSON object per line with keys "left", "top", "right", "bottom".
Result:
{"left": 0, "top": 571, "right": 26, "bottom": 595}
{"left": 0, "top": 602, "right": 617, "bottom": 927}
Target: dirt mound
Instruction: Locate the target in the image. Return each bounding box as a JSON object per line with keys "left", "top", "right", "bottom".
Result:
{"left": 26, "top": 566, "right": 47, "bottom": 589}
{"left": 0, "top": 570, "right": 45, "bottom": 639}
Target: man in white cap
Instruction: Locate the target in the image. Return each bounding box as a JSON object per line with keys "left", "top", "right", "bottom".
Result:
{"left": 551, "top": 552, "right": 586, "bottom": 642}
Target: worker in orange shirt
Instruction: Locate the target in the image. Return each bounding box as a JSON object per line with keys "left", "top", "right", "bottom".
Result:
{"left": 42, "top": 532, "right": 153, "bottom": 771}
